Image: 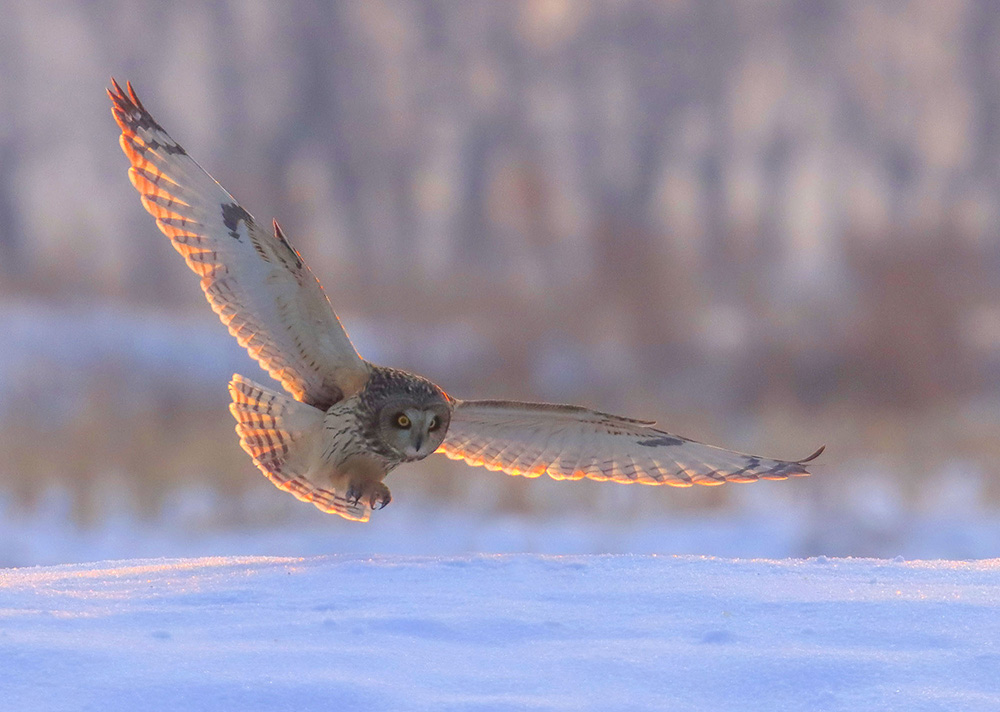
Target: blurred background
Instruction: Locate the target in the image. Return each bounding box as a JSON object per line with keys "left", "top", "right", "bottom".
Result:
{"left": 2, "top": 0, "right": 1000, "bottom": 565}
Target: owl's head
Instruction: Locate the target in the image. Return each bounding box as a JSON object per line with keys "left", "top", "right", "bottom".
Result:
{"left": 368, "top": 368, "right": 451, "bottom": 461}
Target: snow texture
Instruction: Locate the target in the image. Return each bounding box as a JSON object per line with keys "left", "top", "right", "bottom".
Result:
{"left": 2, "top": 554, "right": 998, "bottom": 711}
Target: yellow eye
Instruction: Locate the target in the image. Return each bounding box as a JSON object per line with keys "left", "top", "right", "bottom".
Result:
{"left": 428, "top": 416, "right": 439, "bottom": 431}
{"left": 396, "top": 414, "right": 411, "bottom": 428}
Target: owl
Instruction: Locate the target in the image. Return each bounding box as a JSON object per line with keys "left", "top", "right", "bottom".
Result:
{"left": 109, "top": 79, "right": 823, "bottom": 522}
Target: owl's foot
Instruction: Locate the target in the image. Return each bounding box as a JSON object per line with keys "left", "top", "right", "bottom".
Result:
{"left": 345, "top": 481, "right": 392, "bottom": 511}
{"left": 369, "top": 483, "right": 392, "bottom": 510}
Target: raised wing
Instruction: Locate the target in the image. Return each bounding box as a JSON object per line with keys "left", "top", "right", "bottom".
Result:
{"left": 109, "top": 79, "right": 369, "bottom": 409}
{"left": 439, "top": 400, "right": 823, "bottom": 486}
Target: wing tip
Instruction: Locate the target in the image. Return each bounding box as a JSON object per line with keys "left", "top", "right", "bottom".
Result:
{"left": 797, "top": 445, "right": 826, "bottom": 465}
{"left": 108, "top": 76, "right": 133, "bottom": 116}
{"left": 108, "top": 76, "right": 143, "bottom": 106}
{"left": 108, "top": 77, "right": 179, "bottom": 154}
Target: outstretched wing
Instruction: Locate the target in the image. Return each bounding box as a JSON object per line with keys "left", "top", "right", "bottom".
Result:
{"left": 438, "top": 399, "right": 823, "bottom": 486}
{"left": 109, "top": 79, "right": 369, "bottom": 409}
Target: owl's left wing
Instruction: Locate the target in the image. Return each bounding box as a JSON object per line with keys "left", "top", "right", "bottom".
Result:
{"left": 109, "top": 79, "right": 368, "bottom": 409}
{"left": 438, "top": 400, "right": 823, "bottom": 486}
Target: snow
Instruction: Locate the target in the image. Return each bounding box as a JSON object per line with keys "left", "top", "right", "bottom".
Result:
{"left": 2, "top": 554, "right": 998, "bottom": 711}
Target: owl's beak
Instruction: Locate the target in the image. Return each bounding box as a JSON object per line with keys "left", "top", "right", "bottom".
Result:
{"left": 404, "top": 430, "right": 424, "bottom": 459}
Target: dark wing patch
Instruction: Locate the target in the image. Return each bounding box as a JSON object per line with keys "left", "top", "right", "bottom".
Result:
{"left": 635, "top": 434, "right": 686, "bottom": 448}
{"left": 221, "top": 202, "right": 252, "bottom": 242}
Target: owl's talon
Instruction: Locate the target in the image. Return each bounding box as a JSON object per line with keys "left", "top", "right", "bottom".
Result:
{"left": 345, "top": 484, "right": 363, "bottom": 506}
{"left": 369, "top": 483, "right": 392, "bottom": 510}
{"left": 343, "top": 481, "right": 391, "bottom": 510}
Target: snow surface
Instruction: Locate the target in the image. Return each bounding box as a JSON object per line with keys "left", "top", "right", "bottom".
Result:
{"left": 2, "top": 554, "right": 999, "bottom": 711}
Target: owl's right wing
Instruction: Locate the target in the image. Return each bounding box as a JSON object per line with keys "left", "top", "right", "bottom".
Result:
{"left": 439, "top": 399, "right": 823, "bottom": 486}
{"left": 109, "top": 79, "right": 368, "bottom": 409}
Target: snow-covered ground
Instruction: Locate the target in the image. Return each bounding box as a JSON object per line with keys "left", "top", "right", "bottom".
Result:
{"left": 2, "top": 554, "right": 998, "bottom": 711}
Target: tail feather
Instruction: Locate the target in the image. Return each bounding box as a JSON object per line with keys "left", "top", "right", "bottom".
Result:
{"left": 228, "top": 375, "right": 370, "bottom": 522}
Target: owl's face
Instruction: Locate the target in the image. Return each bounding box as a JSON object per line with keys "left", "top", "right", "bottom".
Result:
{"left": 376, "top": 397, "right": 451, "bottom": 461}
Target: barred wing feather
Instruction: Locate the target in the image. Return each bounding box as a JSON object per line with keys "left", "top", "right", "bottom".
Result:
{"left": 439, "top": 400, "right": 823, "bottom": 486}
{"left": 109, "top": 79, "right": 368, "bottom": 409}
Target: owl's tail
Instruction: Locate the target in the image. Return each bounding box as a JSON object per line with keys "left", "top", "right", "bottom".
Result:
{"left": 227, "top": 375, "right": 370, "bottom": 522}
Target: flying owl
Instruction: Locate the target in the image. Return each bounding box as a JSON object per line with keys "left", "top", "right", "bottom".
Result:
{"left": 109, "top": 79, "right": 823, "bottom": 522}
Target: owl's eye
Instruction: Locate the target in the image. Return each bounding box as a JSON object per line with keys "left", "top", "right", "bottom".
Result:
{"left": 396, "top": 414, "right": 411, "bottom": 428}
{"left": 427, "top": 416, "right": 439, "bottom": 431}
